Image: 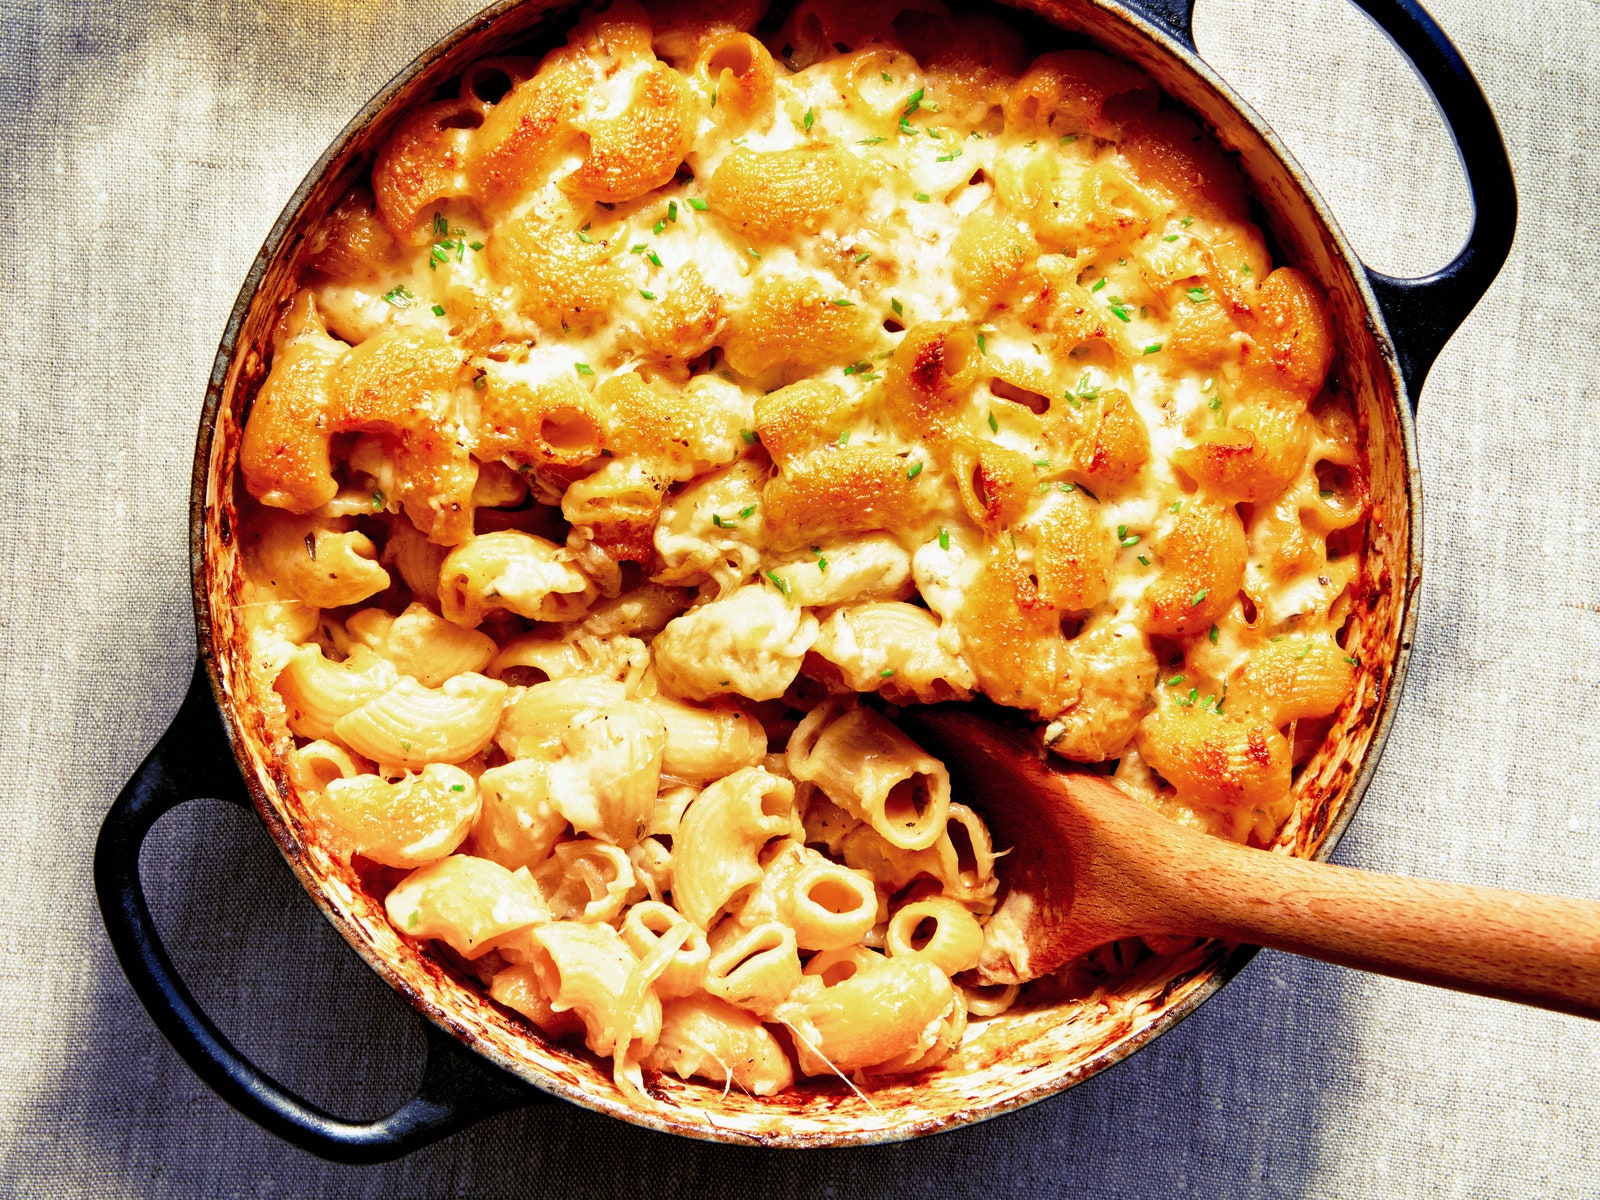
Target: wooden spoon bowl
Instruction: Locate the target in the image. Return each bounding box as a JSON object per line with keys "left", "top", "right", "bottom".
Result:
{"left": 898, "top": 705, "right": 1600, "bottom": 1019}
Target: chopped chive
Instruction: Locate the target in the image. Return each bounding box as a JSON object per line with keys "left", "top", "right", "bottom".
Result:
{"left": 739, "top": 504, "right": 757, "bottom": 519}
{"left": 976, "top": 332, "right": 987, "bottom": 354}
{"left": 1137, "top": 554, "right": 1150, "bottom": 565}
{"left": 710, "top": 85, "right": 717, "bottom": 108}
{"left": 1208, "top": 396, "right": 1223, "bottom": 410}
{"left": 882, "top": 71, "right": 893, "bottom": 82}
{"left": 1117, "top": 523, "right": 1128, "bottom": 538}
{"left": 574, "top": 362, "right": 595, "bottom": 376}
{"left": 1060, "top": 482, "right": 1077, "bottom": 493}
{"left": 903, "top": 87, "right": 924, "bottom": 116}
{"left": 433, "top": 212, "right": 448, "bottom": 236}
{"left": 1191, "top": 588, "right": 1209, "bottom": 606}
{"left": 630, "top": 243, "right": 647, "bottom": 254}
{"left": 1121, "top": 533, "right": 1140, "bottom": 548}
{"left": 1209, "top": 624, "right": 1220, "bottom": 645}
{"left": 1143, "top": 342, "right": 1163, "bottom": 355}
{"left": 639, "top": 289, "right": 656, "bottom": 300}
{"left": 1181, "top": 216, "right": 1194, "bottom": 227}
{"left": 936, "top": 149, "right": 961, "bottom": 162}
{"left": 1320, "top": 488, "right": 1335, "bottom": 499}
{"left": 857, "top": 136, "right": 887, "bottom": 145}
{"left": 803, "top": 108, "right": 815, "bottom": 131}
{"left": 407, "top": 911, "right": 420, "bottom": 929}
{"left": 747, "top": 246, "right": 761, "bottom": 259}
{"left": 891, "top": 297, "right": 904, "bottom": 317}
{"left": 906, "top": 461, "right": 923, "bottom": 480}
{"left": 913, "top": 192, "right": 930, "bottom": 203}
{"left": 382, "top": 284, "right": 414, "bottom": 308}
{"left": 668, "top": 201, "right": 678, "bottom": 223}
{"left": 653, "top": 219, "right": 666, "bottom": 235}
{"left": 371, "top": 490, "right": 385, "bottom": 510}
{"left": 1185, "top": 687, "right": 1199, "bottom": 706}
{"left": 469, "top": 240, "right": 484, "bottom": 250}
{"left": 855, "top": 251, "right": 872, "bottom": 264}
{"left": 431, "top": 303, "right": 446, "bottom": 316}
{"left": 764, "top": 570, "right": 791, "bottom": 598}
{"left": 1271, "top": 635, "right": 1284, "bottom": 642}
{"left": 1166, "top": 674, "right": 1186, "bottom": 687}
{"left": 838, "top": 429, "right": 850, "bottom": 445}
{"left": 450, "top": 783, "right": 466, "bottom": 792}
{"left": 1059, "top": 133, "right": 1077, "bottom": 144}
{"left": 987, "top": 412, "right": 998, "bottom": 434}
{"left": 689, "top": 197, "right": 709, "bottom": 211}
{"left": 577, "top": 223, "right": 593, "bottom": 243}
{"left": 1092, "top": 277, "right": 1107, "bottom": 292}
{"left": 740, "top": 428, "right": 759, "bottom": 445}
{"left": 1109, "top": 303, "right": 1131, "bottom": 322}
{"left": 711, "top": 513, "right": 733, "bottom": 529}
{"left": 1187, "top": 286, "right": 1211, "bottom": 302}
{"left": 1162, "top": 233, "right": 1178, "bottom": 242}
{"left": 832, "top": 297, "right": 855, "bottom": 307}
{"left": 1343, "top": 655, "right": 1359, "bottom": 666}
{"left": 647, "top": 251, "right": 663, "bottom": 267}
{"left": 880, "top": 668, "right": 896, "bottom": 678}
{"left": 938, "top": 526, "right": 950, "bottom": 551}
{"left": 1169, "top": 500, "right": 1183, "bottom": 513}
{"left": 1034, "top": 459, "right": 1050, "bottom": 468}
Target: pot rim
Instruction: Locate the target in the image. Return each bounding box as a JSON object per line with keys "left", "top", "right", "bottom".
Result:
{"left": 186, "top": 0, "right": 1423, "bottom": 1147}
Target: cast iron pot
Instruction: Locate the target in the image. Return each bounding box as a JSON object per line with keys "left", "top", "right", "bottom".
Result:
{"left": 95, "top": 0, "right": 1514, "bottom": 1162}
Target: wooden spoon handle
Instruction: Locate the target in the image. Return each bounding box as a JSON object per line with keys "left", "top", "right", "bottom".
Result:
{"left": 1159, "top": 843, "right": 1600, "bottom": 1019}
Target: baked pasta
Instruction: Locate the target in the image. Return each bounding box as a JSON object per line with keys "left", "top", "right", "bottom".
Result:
{"left": 234, "top": 0, "right": 1366, "bottom": 1098}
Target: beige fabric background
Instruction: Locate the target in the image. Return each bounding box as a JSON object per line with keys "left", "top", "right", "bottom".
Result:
{"left": 2, "top": 0, "right": 1596, "bottom": 1195}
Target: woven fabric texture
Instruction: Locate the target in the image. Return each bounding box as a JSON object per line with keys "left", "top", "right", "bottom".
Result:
{"left": 1, "top": 0, "right": 1596, "bottom": 1195}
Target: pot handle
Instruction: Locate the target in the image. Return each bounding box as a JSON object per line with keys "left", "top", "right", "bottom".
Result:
{"left": 94, "top": 659, "right": 545, "bottom": 1164}
{"left": 1117, "top": 0, "right": 1515, "bottom": 404}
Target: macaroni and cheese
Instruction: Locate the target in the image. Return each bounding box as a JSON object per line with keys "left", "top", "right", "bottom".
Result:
{"left": 235, "top": 0, "right": 1366, "bottom": 1098}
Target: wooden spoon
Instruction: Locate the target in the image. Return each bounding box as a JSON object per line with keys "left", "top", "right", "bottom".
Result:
{"left": 897, "top": 706, "right": 1600, "bottom": 1019}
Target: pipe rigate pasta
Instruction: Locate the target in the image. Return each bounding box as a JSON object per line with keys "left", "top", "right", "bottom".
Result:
{"left": 233, "top": 0, "right": 1366, "bottom": 1103}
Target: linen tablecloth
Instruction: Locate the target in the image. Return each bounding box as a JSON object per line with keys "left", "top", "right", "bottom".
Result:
{"left": 2, "top": 0, "right": 1596, "bottom": 1194}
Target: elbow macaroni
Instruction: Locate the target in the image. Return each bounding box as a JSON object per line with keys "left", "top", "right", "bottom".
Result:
{"left": 236, "top": 0, "right": 1365, "bottom": 1100}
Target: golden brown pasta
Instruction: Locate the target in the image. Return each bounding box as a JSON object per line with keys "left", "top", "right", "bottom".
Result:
{"left": 236, "top": 0, "right": 1363, "bottom": 1102}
